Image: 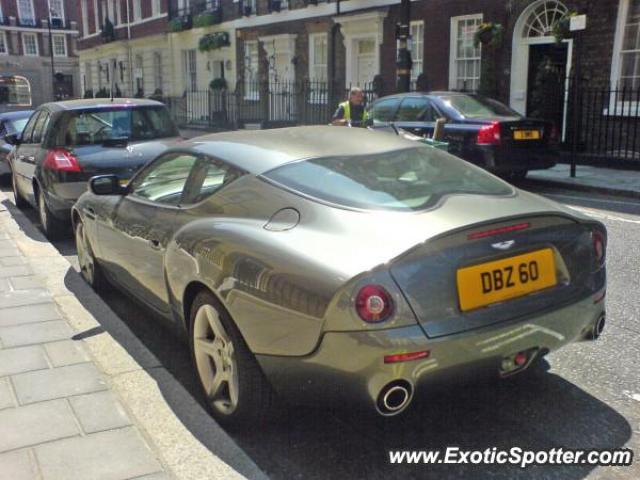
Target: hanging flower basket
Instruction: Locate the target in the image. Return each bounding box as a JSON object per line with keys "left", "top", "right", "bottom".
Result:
{"left": 209, "top": 78, "right": 228, "bottom": 90}
{"left": 552, "top": 11, "right": 578, "bottom": 44}
{"left": 198, "top": 32, "right": 231, "bottom": 52}
{"left": 473, "top": 22, "right": 504, "bottom": 48}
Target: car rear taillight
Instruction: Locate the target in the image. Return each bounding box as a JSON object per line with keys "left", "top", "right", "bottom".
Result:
{"left": 43, "top": 148, "right": 82, "bottom": 172}
{"left": 592, "top": 228, "right": 606, "bottom": 267}
{"left": 549, "top": 123, "right": 560, "bottom": 143}
{"left": 477, "top": 122, "right": 501, "bottom": 145}
{"left": 355, "top": 285, "right": 394, "bottom": 323}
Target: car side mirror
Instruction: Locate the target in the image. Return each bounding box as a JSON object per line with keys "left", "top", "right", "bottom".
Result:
{"left": 89, "top": 175, "right": 126, "bottom": 196}
{"left": 4, "top": 133, "right": 21, "bottom": 146}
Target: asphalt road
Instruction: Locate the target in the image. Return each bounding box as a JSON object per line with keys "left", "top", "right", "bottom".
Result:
{"left": 1, "top": 177, "right": 639, "bottom": 479}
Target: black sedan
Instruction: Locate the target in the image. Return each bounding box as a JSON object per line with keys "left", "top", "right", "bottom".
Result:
{"left": 0, "top": 110, "right": 33, "bottom": 177}
{"left": 4, "top": 98, "right": 180, "bottom": 239}
{"left": 367, "top": 92, "right": 558, "bottom": 179}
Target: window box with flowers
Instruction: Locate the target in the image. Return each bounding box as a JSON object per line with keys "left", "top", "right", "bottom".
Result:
{"left": 198, "top": 32, "right": 231, "bottom": 52}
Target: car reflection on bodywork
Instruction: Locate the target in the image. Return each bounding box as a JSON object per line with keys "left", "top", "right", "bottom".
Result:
{"left": 72, "top": 126, "right": 607, "bottom": 427}
{"left": 0, "top": 110, "right": 33, "bottom": 177}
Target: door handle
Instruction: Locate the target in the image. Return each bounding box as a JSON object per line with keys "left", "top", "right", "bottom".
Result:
{"left": 149, "top": 239, "right": 161, "bottom": 250}
{"left": 84, "top": 207, "right": 96, "bottom": 220}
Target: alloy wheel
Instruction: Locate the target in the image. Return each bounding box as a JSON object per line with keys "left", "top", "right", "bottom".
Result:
{"left": 192, "top": 304, "right": 239, "bottom": 415}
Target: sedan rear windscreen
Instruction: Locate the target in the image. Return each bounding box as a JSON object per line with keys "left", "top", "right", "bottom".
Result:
{"left": 440, "top": 95, "right": 520, "bottom": 119}
{"left": 263, "top": 147, "right": 513, "bottom": 211}
{"left": 51, "top": 106, "right": 178, "bottom": 146}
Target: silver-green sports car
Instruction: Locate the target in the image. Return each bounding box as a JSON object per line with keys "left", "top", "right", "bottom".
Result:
{"left": 72, "top": 126, "right": 607, "bottom": 426}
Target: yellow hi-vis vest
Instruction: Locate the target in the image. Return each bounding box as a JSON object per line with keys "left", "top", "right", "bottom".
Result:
{"left": 340, "top": 101, "right": 368, "bottom": 122}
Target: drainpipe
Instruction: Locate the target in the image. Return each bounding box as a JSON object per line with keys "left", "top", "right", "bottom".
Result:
{"left": 329, "top": 0, "right": 341, "bottom": 107}
{"left": 126, "top": 0, "right": 133, "bottom": 96}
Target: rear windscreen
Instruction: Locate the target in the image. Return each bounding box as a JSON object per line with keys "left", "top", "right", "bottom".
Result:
{"left": 263, "top": 147, "right": 513, "bottom": 211}
{"left": 52, "top": 106, "right": 178, "bottom": 146}
{"left": 440, "top": 95, "right": 520, "bottom": 118}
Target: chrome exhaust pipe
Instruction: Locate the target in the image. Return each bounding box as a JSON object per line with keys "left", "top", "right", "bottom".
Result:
{"left": 376, "top": 381, "right": 413, "bottom": 416}
{"left": 592, "top": 314, "right": 606, "bottom": 340}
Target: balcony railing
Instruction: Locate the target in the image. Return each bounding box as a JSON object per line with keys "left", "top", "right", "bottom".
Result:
{"left": 169, "top": 0, "right": 221, "bottom": 19}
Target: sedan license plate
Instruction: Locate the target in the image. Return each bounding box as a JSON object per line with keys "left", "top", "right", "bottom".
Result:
{"left": 119, "top": 178, "right": 129, "bottom": 187}
{"left": 513, "top": 129, "right": 541, "bottom": 140}
{"left": 456, "top": 248, "right": 557, "bottom": 312}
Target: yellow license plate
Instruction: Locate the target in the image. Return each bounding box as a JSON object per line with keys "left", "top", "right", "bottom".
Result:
{"left": 119, "top": 179, "right": 129, "bottom": 187}
{"left": 456, "top": 248, "right": 557, "bottom": 312}
{"left": 513, "top": 129, "right": 541, "bottom": 140}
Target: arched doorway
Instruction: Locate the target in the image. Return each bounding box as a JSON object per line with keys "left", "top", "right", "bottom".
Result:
{"left": 510, "top": 0, "right": 572, "bottom": 135}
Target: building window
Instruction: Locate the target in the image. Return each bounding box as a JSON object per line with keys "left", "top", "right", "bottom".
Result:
{"left": 152, "top": 0, "right": 161, "bottom": 17}
{"left": 49, "top": 0, "right": 65, "bottom": 22}
{"left": 153, "top": 52, "right": 163, "bottom": 92}
{"left": 17, "top": 0, "right": 36, "bottom": 26}
{"left": 22, "top": 33, "right": 38, "bottom": 56}
{"left": 409, "top": 21, "right": 424, "bottom": 83}
{"left": 614, "top": 0, "right": 640, "bottom": 89}
{"left": 133, "top": 0, "right": 142, "bottom": 21}
{"left": 81, "top": 0, "right": 89, "bottom": 37}
{"left": 309, "top": 33, "right": 327, "bottom": 81}
{"left": 93, "top": 0, "right": 99, "bottom": 34}
{"left": 52, "top": 34, "right": 66, "bottom": 56}
{"left": 107, "top": 0, "right": 116, "bottom": 25}
{"left": 0, "top": 3, "right": 3, "bottom": 23}
{"left": 449, "top": 14, "right": 482, "bottom": 91}
{"left": 0, "top": 32, "right": 8, "bottom": 55}
{"left": 182, "top": 49, "right": 197, "bottom": 92}
{"left": 244, "top": 40, "right": 259, "bottom": 99}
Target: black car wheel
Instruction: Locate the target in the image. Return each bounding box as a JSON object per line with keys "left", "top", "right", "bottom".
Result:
{"left": 37, "top": 188, "right": 65, "bottom": 240}
{"left": 509, "top": 170, "right": 528, "bottom": 181}
{"left": 189, "top": 290, "right": 275, "bottom": 428}
{"left": 75, "top": 219, "right": 106, "bottom": 291}
{"left": 11, "top": 169, "right": 27, "bottom": 208}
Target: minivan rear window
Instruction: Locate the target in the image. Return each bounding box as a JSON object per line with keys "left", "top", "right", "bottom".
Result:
{"left": 52, "top": 106, "right": 178, "bottom": 146}
{"left": 263, "top": 147, "right": 513, "bottom": 211}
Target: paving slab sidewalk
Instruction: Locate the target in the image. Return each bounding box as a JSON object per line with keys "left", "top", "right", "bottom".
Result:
{"left": 0, "top": 191, "right": 267, "bottom": 480}
{"left": 526, "top": 164, "right": 640, "bottom": 199}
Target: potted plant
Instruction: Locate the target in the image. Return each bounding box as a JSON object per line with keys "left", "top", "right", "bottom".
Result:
{"left": 473, "top": 22, "right": 504, "bottom": 48}
{"left": 198, "top": 32, "right": 230, "bottom": 52}
{"left": 209, "top": 78, "right": 228, "bottom": 90}
{"left": 167, "top": 18, "right": 183, "bottom": 32}
{"left": 193, "top": 12, "right": 215, "bottom": 28}
{"left": 552, "top": 11, "right": 578, "bottom": 44}
{"left": 243, "top": 5, "right": 252, "bottom": 17}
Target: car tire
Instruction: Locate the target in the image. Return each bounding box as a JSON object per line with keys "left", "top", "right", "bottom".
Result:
{"left": 509, "top": 170, "right": 528, "bottom": 181}
{"left": 11, "top": 170, "right": 28, "bottom": 209}
{"left": 37, "top": 187, "right": 65, "bottom": 240}
{"left": 189, "top": 290, "right": 275, "bottom": 428}
{"left": 75, "top": 219, "right": 106, "bottom": 291}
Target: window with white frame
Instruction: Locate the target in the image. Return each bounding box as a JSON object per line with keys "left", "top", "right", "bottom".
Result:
{"left": 409, "top": 21, "right": 424, "bottom": 83}
{"left": 616, "top": 0, "right": 640, "bottom": 89}
{"left": 52, "top": 34, "right": 66, "bottom": 56}
{"left": 81, "top": 0, "right": 89, "bottom": 37}
{"left": 152, "top": 0, "right": 161, "bottom": 17}
{"left": 0, "top": 3, "right": 4, "bottom": 23}
{"left": 133, "top": 0, "right": 142, "bottom": 21}
{"left": 244, "top": 40, "right": 259, "bottom": 99}
{"left": 49, "top": 0, "right": 65, "bottom": 21}
{"left": 107, "top": 0, "right": 116, "bottom": 25}
{"left": 93, "top": 0, "right": 99, "bottom": 34}
{"left": 22, "top": 33, "right": 38, "bottom": 56}
{"left": 17, "top": 0, "right": 36, "bottom": 26}
{"left": 309, "top": 33, "right": 327, "bottom": 81}
{"left": 449, "top": 14, "right": 482, "bottom": 92}
{"left": 182, "top": 49, "right": 197, "bottom": 92}
{"left": 0, "top": 32, "right": 8, "bottom": 55}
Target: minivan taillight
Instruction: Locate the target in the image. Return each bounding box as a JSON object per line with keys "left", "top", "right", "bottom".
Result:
{"left": 43, "top": 148, "right": 82, "bottom": 172}
{"left": 477, "top": 122, "right": 501, "bottom": 145}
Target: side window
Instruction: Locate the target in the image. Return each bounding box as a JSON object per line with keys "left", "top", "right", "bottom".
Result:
{"left": 20, "top": 111, "right": 41, "bottom": 144}
{"left": 31, "top": 111, "right": 50, "bottom": 144}
{"left": 369, "top": 98, "right": 400, "bottom": 122}
{"left": 396, "top": 97, "right": 437, "bottom": 122}
{"left": 182, "top": 157, "right": 245, "bottom": 205}
{"left": 129, "top": 153, "right": 198, "bottom": 206}
{"left": 0, "top": 121, "right": 6, "bottom": 138}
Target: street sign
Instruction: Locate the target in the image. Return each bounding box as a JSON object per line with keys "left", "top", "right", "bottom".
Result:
{"left": 570, "top": 14, "right": 587, "bottom": 32}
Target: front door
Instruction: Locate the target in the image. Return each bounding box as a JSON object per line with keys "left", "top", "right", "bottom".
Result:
{"left": 526, "top": 43, "right": 568, "bottom": 130}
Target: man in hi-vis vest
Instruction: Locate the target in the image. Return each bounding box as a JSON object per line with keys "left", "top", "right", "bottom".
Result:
{"left": 331, "top": 87, "right": 368, "bottom": 126}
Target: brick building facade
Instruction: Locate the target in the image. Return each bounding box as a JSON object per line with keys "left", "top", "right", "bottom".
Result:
{"left": 0, "top": 0, "right": 80, "bottom": 110}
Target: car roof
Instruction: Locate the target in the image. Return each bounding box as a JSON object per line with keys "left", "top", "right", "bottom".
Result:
{"left": 185, "top": 126, "right": 421, "bottom": 175}
{"left": 0, "top": 110, "right": 33, "bottom": 120}
{"left": 39, "top": 98, "right": 165, "bottom": 112}
{"left": 372, "top": 91, "right": 475, "bottom": 101}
